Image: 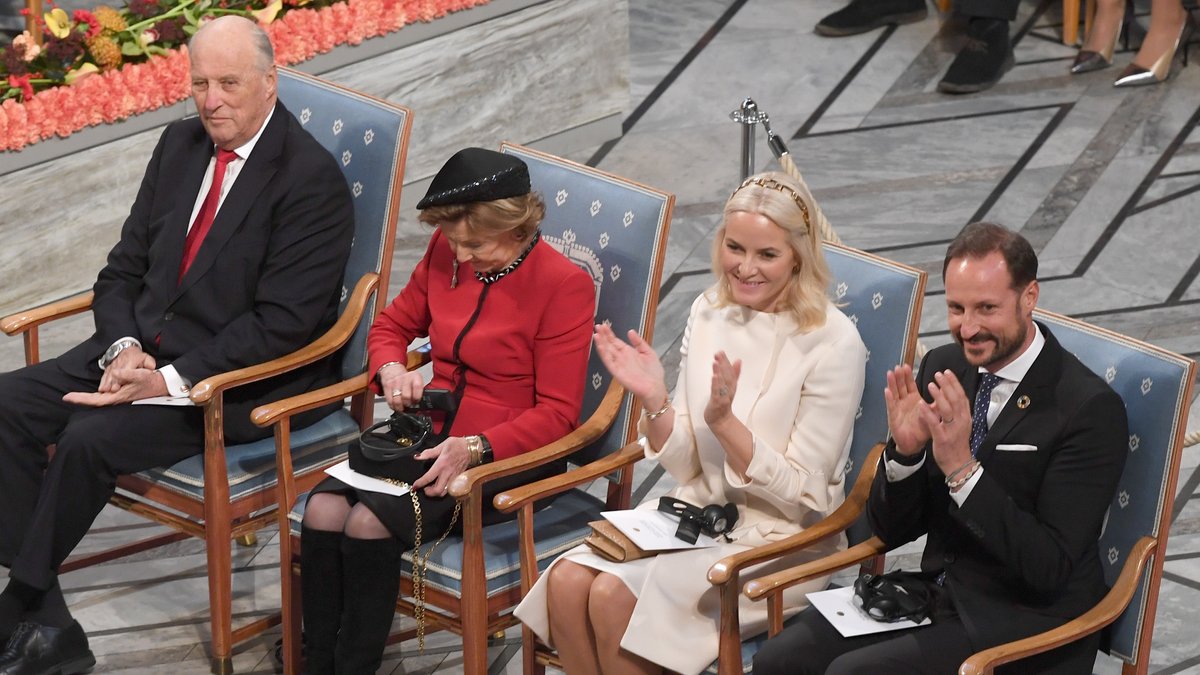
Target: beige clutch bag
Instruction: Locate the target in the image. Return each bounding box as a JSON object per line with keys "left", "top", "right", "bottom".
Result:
{"left": 584, "top": 520, "right": 657, "bottom": 563}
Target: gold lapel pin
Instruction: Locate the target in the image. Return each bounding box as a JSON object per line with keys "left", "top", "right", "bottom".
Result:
{"left": 1016, "top": 395, "right": 1031, "bottom": 409}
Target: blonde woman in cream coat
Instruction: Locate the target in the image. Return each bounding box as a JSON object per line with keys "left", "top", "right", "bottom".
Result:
{"left": 513, "top": 171, "right": 867, "bottom": 675}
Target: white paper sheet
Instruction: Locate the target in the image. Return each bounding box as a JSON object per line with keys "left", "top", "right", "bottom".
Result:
{"left": 600, "top": 509, "right": 719, "bottom": 551}
{"left": 324, "top": 459, "right": 412, "bottom": 497}
{"left": 131, "top": 395, "right": 196, "bottom": 406}
{"left": 807, "top": 586, "right": 931, "bottom": 637}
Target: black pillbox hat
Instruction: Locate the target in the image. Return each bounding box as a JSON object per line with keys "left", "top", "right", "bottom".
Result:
{"left": 416, "top": 147, "right": 531, "bottom": 209}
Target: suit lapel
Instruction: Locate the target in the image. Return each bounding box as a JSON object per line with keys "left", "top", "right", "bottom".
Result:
{"left": 173, "top": 102, "right": 288, "bottom": 300}
{"left": 974, "top": 324, "right": 1063, "bottom": 463}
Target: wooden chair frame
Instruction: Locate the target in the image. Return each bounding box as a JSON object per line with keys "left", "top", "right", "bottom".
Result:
{"left": 741, "top": 309, "right": 1196, "bottom": 675}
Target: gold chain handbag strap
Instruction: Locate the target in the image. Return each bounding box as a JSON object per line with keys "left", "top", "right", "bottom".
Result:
{"left": 379, "top": 477, "right": 463, "bottom": 652}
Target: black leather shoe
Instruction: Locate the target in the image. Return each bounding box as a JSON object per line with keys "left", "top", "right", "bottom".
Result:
{"left": 816, "top": 0, "right": 928, "bottom": 37}
{"left": 0, "top": 621, "right": 96, "bottom": 675}
{"left": 938, "top": 17, "right": 1014, "bottom": 94}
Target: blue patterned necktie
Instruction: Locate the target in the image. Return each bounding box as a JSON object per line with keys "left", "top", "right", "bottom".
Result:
{"left": 969, "top": 373, "right": 1001, "bottom": 456}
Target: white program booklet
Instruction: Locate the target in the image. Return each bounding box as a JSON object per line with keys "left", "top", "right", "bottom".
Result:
{"left": 600, "top": 509, "right": 720, "bottom": 551}
{"left": 807, "top": 586, "right": 931, "bottom": 637}
{"left": 324, "top": 459, "right": 411, "bottom": 497}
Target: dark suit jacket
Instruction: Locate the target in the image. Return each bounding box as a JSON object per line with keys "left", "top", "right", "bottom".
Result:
{"left": 57, "top": 101, "right": 354, "bottom": 442}
{"left": 868, "top": 323, "right": 1128, "bottom": 673}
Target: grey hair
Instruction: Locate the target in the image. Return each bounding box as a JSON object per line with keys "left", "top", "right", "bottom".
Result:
{"left": 193, "top": 16, "right": 275, "bottom": 71}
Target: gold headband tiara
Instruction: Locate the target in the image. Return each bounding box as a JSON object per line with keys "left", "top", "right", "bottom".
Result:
{"left": 731, "top": 177, "right": 812, "bottom": 232}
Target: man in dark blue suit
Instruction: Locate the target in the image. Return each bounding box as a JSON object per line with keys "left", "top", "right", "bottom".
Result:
{"left": 0, "top": 16, "right": 353, "bottom": 673}
{"left": 754, "top": 223, "right": 1128, "bottom": 674}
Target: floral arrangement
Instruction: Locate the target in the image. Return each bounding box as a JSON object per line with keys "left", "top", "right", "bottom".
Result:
{"left": 0, "top": 0, "right": 490, "bottom": 151}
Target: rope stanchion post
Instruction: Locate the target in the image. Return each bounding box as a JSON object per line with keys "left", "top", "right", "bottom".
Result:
{"left": 730, "top": 98, "right": 767, "bottom": 181}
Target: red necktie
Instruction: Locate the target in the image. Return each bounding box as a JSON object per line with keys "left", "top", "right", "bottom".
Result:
{"left": 179, "top": 148, "right": 239, "bottom": 282}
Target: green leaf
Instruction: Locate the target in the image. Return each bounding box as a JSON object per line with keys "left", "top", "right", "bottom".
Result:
{"left": 120, "top": 41, "right": 144, "bottom": 56}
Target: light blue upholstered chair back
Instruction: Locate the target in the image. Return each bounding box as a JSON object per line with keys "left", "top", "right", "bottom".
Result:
{"left": 1033, "top": 309, "right": 1195, "bottom": 666}
{"left": 822, "top": 243, "right": 926, "bottom": 545}
{"left": 277, "top": 67, "right": 412, "bottom": 380}
{"left": 501, "top": 144, "right": 675, "bottom": 465}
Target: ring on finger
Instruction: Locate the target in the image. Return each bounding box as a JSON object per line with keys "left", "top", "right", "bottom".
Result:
{"left": 392, "top": 389, "right": 402, "bottom": 397}
{"left": 941, "top": 417, "right": 954, "bottom": 424}
{"left": 719, "top": 386, "right": 729, "bottom": 396}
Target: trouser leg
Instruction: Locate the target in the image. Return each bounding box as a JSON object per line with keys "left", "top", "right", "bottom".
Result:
{"left": 0, "top": 361, "right": 93, "bottom": 571}
{"left": 8, "top": 401, "right": 204, "bottom": 591}
{"left": 957, "top": 0, "right": 1018, "bottom": 22}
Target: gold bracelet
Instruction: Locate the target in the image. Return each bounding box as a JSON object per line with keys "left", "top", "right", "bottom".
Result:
{"left": 644, "top": 397, "right": 671, "bottom": 420}
{"left": 465, "top": 435, "right": 483, "bottom": 467}
{"left": 376, "top": 361, "right": 402, "bottom": 383}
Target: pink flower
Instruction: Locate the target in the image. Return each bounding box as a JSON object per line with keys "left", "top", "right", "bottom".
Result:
{"left": 8, "top": 74, "right": 34, "bottom": 100}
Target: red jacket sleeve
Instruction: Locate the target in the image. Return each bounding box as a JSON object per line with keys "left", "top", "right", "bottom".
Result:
{"left": 366, "top": 231, "right": 438, "bottom": 392}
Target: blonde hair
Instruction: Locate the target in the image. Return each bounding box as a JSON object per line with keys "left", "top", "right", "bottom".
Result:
{"left": 418, "top": 192, "right": 546, "bottom": 241}
{"left": 710, "top": 171, "right": 832, "bottom": 330}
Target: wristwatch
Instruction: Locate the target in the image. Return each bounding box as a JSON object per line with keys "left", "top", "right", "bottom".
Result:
{"left": 99, "top": 338, "right": 140, "bottom": 369}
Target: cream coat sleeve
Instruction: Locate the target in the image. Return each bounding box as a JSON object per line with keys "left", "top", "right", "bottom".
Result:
{"left": 729, "top": 316, "right": 867, "bottom": 517}
{"left": 641, "top": 296, "right": 703, "bottom": 485}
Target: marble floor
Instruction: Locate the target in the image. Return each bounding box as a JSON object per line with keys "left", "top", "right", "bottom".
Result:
{"left": 3, "top": 0, "right": 1200, "bottom": 672}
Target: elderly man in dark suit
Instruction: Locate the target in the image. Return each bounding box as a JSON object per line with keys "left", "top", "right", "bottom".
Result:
{"left": 0, "top": 16, "right": 353, "bottom": 673}
{"left": 754, "top": 222, "right": 1128, "bottom": 674}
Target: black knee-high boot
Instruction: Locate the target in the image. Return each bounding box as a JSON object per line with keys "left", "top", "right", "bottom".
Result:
{"left": 335, "top": 536, "right": 402, "bottom": 675}
{"left": 300, "top": 527, "right": 344, "bottom": 675}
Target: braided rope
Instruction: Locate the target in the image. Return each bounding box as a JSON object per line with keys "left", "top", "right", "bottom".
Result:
{"left": 773, "top": 153, "right": 1197, "bottom": 448}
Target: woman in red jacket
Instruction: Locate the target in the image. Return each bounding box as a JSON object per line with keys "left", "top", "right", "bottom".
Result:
{"left": 299, "top": 148, "right": 596, "bottom": 674}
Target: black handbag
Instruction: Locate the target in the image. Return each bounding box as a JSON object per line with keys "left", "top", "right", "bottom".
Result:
{"left": 348, "top": 389, "right": 458, "bottom": 486}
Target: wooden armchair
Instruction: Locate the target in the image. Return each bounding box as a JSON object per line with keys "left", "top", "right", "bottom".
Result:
{"left": 503, "top": 243, "right": 927, "bottom": 674}
{"left": 266, "top": 143, "right": 675, "bottom": 674}
{"left": 743, "top": 309, "right": 1196, "bottom": 675}
{"left": 0, "top": 67, "right": 412, "bottom": 674}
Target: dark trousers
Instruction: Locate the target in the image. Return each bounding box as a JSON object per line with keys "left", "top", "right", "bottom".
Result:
{"left": 753, "top": 582, "right": 975, "bottom": 675}
{"left": 956, "top": 0, "right": 1019, "bottom": 22}
{"left": 0, "top": 359, "right": 205, "bottom": 591}
{"left": 754, "top": 581, "right": 1101, "bottom": 675}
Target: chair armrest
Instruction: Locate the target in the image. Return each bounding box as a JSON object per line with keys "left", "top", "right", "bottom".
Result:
{"left": 708, "top": 443, "right": 884, "bottom": 585}
{"left": 493, "top": 440, "right": 645, "bottom": 512}
{"left": 448, "top": 380, "right": 625, "bottom": 499}
{"left": 189, "top": 274, "right": 377, "bottom": 404}
{"left": 958, "top": 535, "right": 1157, "bottom": 675}
{"left": 1, "top": 292, "right": 94, "bottom": 336}
{"left": 743, "top": 536, "right": 888, "bottom": 601}
{"left": 252, "top": 373, "right": 371, "bottom": 427}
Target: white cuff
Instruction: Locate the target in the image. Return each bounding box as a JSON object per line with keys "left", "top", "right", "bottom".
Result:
{"left": 885, "top": 454, "right": 925, "bottom": 482}
{"left": 949, "top": 466, "right": 984, "bottom": 505}
{"left": 157, "top": 365, "right": 192, "bottom": 398}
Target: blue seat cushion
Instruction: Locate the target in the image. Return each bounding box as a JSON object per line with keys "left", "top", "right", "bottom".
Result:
{"left": 289, "top": 487, "right": 606, "bottom": 596}
{"left": 131, "top": 409, "right": 360, "bottom": 502}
